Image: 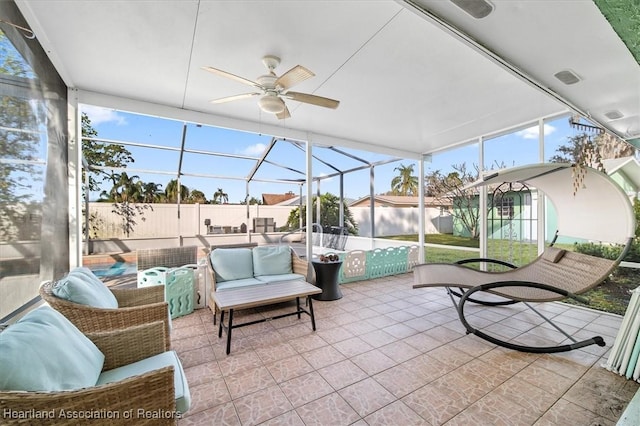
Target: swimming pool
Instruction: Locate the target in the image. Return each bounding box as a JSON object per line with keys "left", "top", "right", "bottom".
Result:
{"left": 89, "top": 262, "right": 137, "bottom": 278}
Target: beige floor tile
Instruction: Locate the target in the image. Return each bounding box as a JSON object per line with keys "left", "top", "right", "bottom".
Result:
{"left": 265, "top": 354, "right": 315, "bottom": 383}
{"left": 351, "top": 348, "right": 397, "bottom": 375}
{"left": 295, "top": 393, "right": 361, "bottom": 426}
{"left": 224, "top": 365, "right": 277, "bottom": 399}
{"left": 173, "top": 274, "right": 638, "bottom": 425}
{"left": 279, "top": 371, "right": 334, "bottom": 408}
{"left": 318, "top": 359, "right": 368, "bottom": 390}
{"left": 234, "top": 385, "right": 293, "bottom": 426}
{"left": 364, "top": 400, "right": 429, "bottom": 426}
{"left": 339, "top": 377, "right": 396, "bottom": 417}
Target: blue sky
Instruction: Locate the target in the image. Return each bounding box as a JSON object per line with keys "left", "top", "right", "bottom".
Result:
{"left": 82, "top": 105, "right": 572, "bottom": 203}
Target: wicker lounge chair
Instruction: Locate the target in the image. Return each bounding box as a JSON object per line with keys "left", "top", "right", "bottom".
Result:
{"left": 413, "top": 163, "right": 636, "bottom": 353}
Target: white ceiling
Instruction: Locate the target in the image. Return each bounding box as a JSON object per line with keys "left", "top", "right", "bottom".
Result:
{"left": 15, "top": 0, "right": 640, "bottom": 159}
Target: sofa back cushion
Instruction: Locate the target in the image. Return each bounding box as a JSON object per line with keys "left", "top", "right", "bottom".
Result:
{"left": 0, "top": 306, "right": 105, "bottom": 391}
{"left": 210, "top": 248, "right": 254, "bottom": 282}
{"left": 253, "top": 245, "right": 292, "bottom": 276}
{"left": 52, "top": 267, "right": 118, "bottom": 309}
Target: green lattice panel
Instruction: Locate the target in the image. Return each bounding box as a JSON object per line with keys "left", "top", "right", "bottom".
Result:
{"left": 166, "top": 267, "right": 195, "bottom": 319}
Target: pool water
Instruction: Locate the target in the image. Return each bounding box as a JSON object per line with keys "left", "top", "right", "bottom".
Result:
{"left": 89, "top": 262, "right": 137, "bottom": 278}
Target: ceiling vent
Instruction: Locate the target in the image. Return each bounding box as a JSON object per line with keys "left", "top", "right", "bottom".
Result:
{"left": 450, "top": 0, "right": 494, "bottom": 19}
{"left": 554, "top": 70, "right": 581, "bottom": 85}
{"left": 604, "top": 110, "right": 624, "bottom": 120}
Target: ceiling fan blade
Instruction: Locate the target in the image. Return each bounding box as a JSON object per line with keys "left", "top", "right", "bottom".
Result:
{"left": 276, "top": 105, "right": 291, "bottom": 120}
{"left": 275, "top": 65, "right": 314, "bottom": 90}
{"left": 210, "top": 93, "right": 259, "bottom": 104}
{"left": 284, "top": 91, "right": 340, "bottom": 109}
{"left": 202, "top": 66, "right": 261, "bottom": 88}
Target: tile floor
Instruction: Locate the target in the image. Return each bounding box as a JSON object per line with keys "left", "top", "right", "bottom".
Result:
{"left": 173, "top": 273, "right": 639, "bottom": 425}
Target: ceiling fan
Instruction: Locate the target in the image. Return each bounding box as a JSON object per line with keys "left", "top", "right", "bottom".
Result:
{"left": 202, "top": 55, "right": 340, "bottom": 119}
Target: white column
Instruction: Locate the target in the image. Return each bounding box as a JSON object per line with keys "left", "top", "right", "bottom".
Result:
{"left": 68, "top": 88, "right": 82, "bottom": 268}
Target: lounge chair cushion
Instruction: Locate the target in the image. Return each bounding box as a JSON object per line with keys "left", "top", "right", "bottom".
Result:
{"left": 0, "top": 306, "right": 104, "bottom": 392}
{"left": 542, "top": 247, "right": 566, "bottom": 263}
{"left": 210, "top": 248, "right": 254, "bottom": 282}
{"left": 52, "top": 267, "right": 118, "bottom": 309}
{"left": 96, "top": 350, "right": 191, "bottom": 413}
{"left": 253, "top": 245, "right": 292, "bottom": 276}
{"left": 255, "top": 273, "right": 306, "bottom": 284}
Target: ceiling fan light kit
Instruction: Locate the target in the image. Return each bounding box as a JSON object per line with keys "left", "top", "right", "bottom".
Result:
{"left": 203, "top": 55, "right": 340, "bottom": 119}
{"left": 259, "top": 94, "right": 285, "bottom": 114}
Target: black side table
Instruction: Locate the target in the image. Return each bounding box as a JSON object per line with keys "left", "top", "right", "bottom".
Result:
{"left": 312, "top": 260, "right": 343, "bottom": 301}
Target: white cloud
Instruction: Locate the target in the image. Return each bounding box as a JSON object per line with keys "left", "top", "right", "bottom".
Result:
{"left": 81, "top": 105, "right": 127, "bottom": 126}
{"left": 239, "top": 143, "right": 268, "bottom": 156}
{"left": 517, "top": 124, "right": 556, "bottom": 140}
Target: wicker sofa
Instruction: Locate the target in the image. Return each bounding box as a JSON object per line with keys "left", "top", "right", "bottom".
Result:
{"left": 206, "top": 244, "right": 314, "bottom": 322}
{"left": 39, "top": 267, "right": 171, "bottom": 350}
{"left": 0, "top": 306, "right": 189, "bottom": 425}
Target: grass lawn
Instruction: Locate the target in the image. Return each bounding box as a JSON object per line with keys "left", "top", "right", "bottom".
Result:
{"left": 382, "top": 233, "right": 636, "bottom": 316}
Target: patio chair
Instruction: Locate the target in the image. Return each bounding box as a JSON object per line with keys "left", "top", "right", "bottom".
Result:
{"left": 0, "top": 306, "right": 189, "bottom": 424}
{"left": 413, "top": 163, "right": 636, "bottom": 353}
{"left": 40, "top": 267, "right": 171, "bottom": 350}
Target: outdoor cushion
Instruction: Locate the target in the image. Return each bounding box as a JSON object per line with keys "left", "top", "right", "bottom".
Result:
{"left": 52, "top": 267, "right": 118, "bottom": 309}
{"left": 253, "top": 245, "right": 292, "bottom": 276}
{"left": 216, "top": 277, "right": 266, "bottom": 291}
{"left": 0, "top": 306, "right": 105, "bottom": 392}
{"left": 210, "top": 248, "right": 254, "bottom": 282}
{"left": 96, "top": 350, "right": 191, "bottom": 413}
{"left": 255, "top": 273, "right": 305, "bottom": 284}
{"left": 542, "top": 247, "right": 566, "bottom": 263}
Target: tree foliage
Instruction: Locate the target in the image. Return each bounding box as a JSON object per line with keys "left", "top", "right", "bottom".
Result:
{"left": 425, "top": 163, "right": 480, "bottom": 239}
{"left": 212, "top": 188, "right": 229, "bottom": 204}
{"left": 82, "top": 113, "right": 134, "bottom": 193}
{"left": 549, "top": 131, "right": 635, "bottom": 164}
{"left": 285, "top": 193, "right": 358, "bottom": 235}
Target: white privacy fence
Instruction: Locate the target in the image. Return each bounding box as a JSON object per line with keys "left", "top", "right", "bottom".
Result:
{"left": 87, "top": 203, "right": 452, "bottom": 239}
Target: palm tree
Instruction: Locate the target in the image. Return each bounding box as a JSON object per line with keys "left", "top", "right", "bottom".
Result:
{"left": 165, "top": 179, "right": 189, "bottom": 203}
{"left": 187, "top": 189, "right": 207, "bottom": 204}
{"left": 141, "top": 182, "right": 163, "bottom": 203}
{"left": 100, "top": 172, "right": 143, "bottom": 203}
{"left": 391, "top": 163, "right": 419, "bottom": 196}
{"left": 212, "top": 188, "right": 229, "bottom": 204}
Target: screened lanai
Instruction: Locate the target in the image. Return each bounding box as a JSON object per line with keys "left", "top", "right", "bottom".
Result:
{"left": 1, "top": 0, "right": 639, "bottom": 320}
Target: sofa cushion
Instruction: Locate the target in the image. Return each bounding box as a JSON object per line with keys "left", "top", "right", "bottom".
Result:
{"left": 253, "top": 245, "right": 292, "bottom": 277}
{"left": 96, "top": 350, "right": 190, "bottom": 413}
{"left": 210, "top": 248, "right": 254, "bottom": 283}
{"left": 52, "top": 267, "right": 118, "bottom": 309}
{"left": 0, "top": 306, "right": 105, "bottom": 392}
{"left": 216, "top": 277, "right": 266, "bottom": 291}
{"left": 255, "top": 273, "right": 305, "bottom": 284}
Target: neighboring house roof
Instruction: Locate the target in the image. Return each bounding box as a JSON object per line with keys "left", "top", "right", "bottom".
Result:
{"left": 262, "top": 192, "right": 297, "bottom": 205}
{"left": 603, "top": 156, "right": 640, "bottom": 189}
{"left": 349, "top": 195, "right": 451, "bottom": 208}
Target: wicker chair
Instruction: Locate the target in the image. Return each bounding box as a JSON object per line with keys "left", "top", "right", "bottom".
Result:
{"left": 39, "top": 281, "right": 171, "bottom": 351}
{"left": 0, "top": 320, "right": 182, "bottom": 425}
